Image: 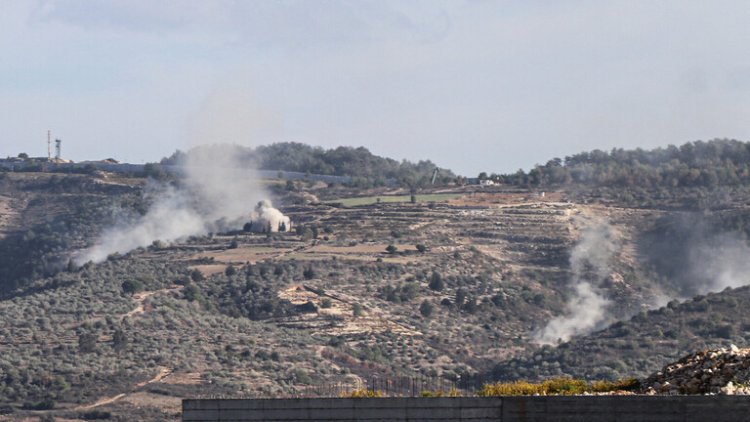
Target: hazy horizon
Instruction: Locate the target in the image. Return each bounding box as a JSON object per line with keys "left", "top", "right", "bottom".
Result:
{"left": 4, "top": 1, "right": 750, "bottom": 176}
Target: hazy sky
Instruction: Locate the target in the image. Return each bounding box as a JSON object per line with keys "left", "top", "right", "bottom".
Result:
{"left": 3, "top": 1, "right": 750, "bottom": 175}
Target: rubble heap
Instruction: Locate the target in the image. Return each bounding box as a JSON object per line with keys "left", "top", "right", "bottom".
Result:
{"left": 641, "top": 345, "right": 750, "bottom": 395}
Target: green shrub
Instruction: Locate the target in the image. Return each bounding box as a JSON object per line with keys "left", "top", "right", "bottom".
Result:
{"left": 80, "top": 410, "right": 112, "bottom": 420}
{"left": 419, "top": 300, "right": 434, "bottom": 317}
{"left": 121, "top": 279, "right": 143, "bottom": 295}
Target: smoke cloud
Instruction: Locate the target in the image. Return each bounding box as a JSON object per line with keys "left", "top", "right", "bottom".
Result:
{"left": 76, "top": 148, "right": 274, "bottom": 264}
{"left": 643, "top": 214, "right": 750, "bottom": 299}
{"left": 247, "top": 199, "right": 291, "bottom": 233}
{"left": 687, "top": 232, "right": 750, "bottom": 295}
{"left": 535, "top": 213, "right": 750, "bottom": 345}
{"left": 534, "top": 221, "right": 618, "bottom": 345}
{"left": 76, "top": 82, "right": 289, "bottom": 264}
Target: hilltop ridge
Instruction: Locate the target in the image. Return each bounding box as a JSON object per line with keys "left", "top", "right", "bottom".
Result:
{"left": 2, "top": 140, "right": 750, "bottom": 420}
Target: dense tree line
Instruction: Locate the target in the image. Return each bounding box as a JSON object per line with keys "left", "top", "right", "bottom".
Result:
{"left": 494, "top": 139, "right": 750, "bottom": 190}
{"left": 161, "top": 142, "right": 456, "bottom": 188}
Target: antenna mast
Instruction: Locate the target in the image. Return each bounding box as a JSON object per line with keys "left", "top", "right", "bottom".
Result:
{"left": 47, "top": 130, "right": 51, "bottom": 160}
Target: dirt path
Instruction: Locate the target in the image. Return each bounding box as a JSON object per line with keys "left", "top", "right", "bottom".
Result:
{"left": 65, "top": 287, "right": 180, "bottom": 411}
{"left": 64, "top": 285, "right": 183, "bottom": 331}
{"left": 75, "top": 367, "right": 172, "bottom": 411}
{"left": 119, "top": 289, "right": 164, "bottom": 321}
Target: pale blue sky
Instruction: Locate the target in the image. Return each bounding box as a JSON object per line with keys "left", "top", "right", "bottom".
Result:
{"left": 2, "top": 1, "right": 750, "bottom": 175}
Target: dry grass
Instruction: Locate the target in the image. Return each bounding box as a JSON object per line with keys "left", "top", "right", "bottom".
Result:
{"left": 479, "top": 377, "right": 639, "bottom": 396}
{"left": 341, "top": 388, "right": 384, "bottom": 398}
{"left": 420, "top": 388, "right": 462, "bottom": 397}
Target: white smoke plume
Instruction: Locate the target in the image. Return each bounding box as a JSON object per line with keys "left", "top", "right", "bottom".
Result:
{"left": 534, "top": 221, "right": 618, "bottom": 345}
{"left": 247, "top": 199, "right": 291, "bottom": 233}
{"left": 643, "top": 215, "right": 750, "bottom": 300}
{"left": 76, "top": 148, "right": 272, "bottom": 264}
{"left": 79, "top": 184, "right": 206, "bottom": 263}
{"left": 689, "top": 232, "right": 750, "bottom": 294}
{"left": 76, "top": 81, "right": 287, "bottom": 263}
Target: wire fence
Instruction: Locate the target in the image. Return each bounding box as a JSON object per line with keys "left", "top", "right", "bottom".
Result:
{"left": 256, "top": 375, "right": 483, "bottom": 399}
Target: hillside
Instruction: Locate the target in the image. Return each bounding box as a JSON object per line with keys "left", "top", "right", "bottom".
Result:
{"left": 0, "top": 172, "right": 145, "bottom": 296}
{"left": 488, "top": 285, "right": 750, "bottom": 382}
{"left": 3, "top": 140, "right": 750, "bottom": 420}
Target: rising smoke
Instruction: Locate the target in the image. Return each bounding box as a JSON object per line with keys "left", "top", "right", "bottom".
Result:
{"left": 76, "top": 81, "right": 288, "bottom": 264}
{"left": 691, "top": 233, "right": 750, "bottom": 293}
{"left": 642, "top": 213, "right": 750, "bottom": 299}
{"left": 534, "top": 221, "right": 619, "bottom": 345}
{"left": 535, "top": 212, "right": 750, "bottom": 345}
{"left": 247, "top": 199, "right": 291, "bottom": 233}
{"left": 76, "top": 147, "right": 284, "bottom": 264}
{"left": 78, "top": 183, "right": 205, "bottom": 263}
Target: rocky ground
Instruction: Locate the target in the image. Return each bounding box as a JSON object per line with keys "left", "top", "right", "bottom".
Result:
{"left": 641, "top": 345, "right": 750, "bottom": 395}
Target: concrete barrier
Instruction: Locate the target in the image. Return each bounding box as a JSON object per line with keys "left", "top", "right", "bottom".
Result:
{"left": 183, "top": 396, "right": 750, "bottom": 421}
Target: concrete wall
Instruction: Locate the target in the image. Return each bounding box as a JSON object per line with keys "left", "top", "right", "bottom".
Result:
{"left": 183, "top": 396, "right": 750, "bottom": 422}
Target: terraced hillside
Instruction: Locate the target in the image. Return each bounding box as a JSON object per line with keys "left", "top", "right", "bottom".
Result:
{"left": 2, "top": 170, "right": 749, "bottom": 420}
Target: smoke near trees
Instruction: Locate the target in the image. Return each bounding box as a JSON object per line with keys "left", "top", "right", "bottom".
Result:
{"left": 536, "top": 209, "right": 750, "bottom": 345}
{"left": 535, "top": 221, "right": 619, "bottom": 345}
{"left": 76, "top": 146, "right": 270, "bottom": 264}
{"left": 162, "top": 142, "right": 455, "bottom": 188}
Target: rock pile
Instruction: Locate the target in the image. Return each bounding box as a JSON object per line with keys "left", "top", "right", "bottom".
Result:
{"left": 641, "top": 345, "right": 750, "bottom": 395}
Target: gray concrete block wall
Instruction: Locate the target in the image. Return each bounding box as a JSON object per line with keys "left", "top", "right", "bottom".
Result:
{"left": 183, "top": 396, "right": 750, "bottom": 422}
{"left": 183, "top": 397, "right": 501, "bottom": 421}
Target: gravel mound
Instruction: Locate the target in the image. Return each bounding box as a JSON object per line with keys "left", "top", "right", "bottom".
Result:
{"left": 641, "top": 345, "right": 750, "bottom": 395}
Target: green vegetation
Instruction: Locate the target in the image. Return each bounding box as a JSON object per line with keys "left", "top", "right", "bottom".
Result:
{"left": 8, "top": 139, "right": 750, "bottom": 419}
{"left": 0, "top": 174, "right": 144, "bottom": 297}
{"left": 492, "top": 139, "right": 750, "bottom": 209}
{"left": 500, "top": 139, "right": 750, "bottom": 189}
{"left": 162, "top": 142, "right": 456, "bottom": 188}
{"left": 489, "top": 286, "right": 750, "bottom": 381}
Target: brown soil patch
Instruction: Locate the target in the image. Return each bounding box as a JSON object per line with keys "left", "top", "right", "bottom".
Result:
{"left": 120, "top": 392, "right": 182, "bottom": 419}
{"left": 448, "top": 190, "right": 564, "bottom": 207}
{"left": 189, "top": 264, "right": 228, "bottom": 277}
{"left": 75, "top": 367, "right": 171, "bottom": 411}
{"left": 309, "top": 244, "right": 417, "bottom": 254}
{"left": 277, "top": 285, "right": 419, "bottom": 337}
{"left": 161, "top": 371, "right": 202, "bottom": 385}
{"left": 195, "top": 245, "right": 293, "bottom": 263}
{"left": 279, "top": 285, "right": 321, "bottom": 305}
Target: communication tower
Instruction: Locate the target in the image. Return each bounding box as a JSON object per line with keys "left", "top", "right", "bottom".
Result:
{"left": 55, "top": 139, "right": 62, "bottom": 160}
